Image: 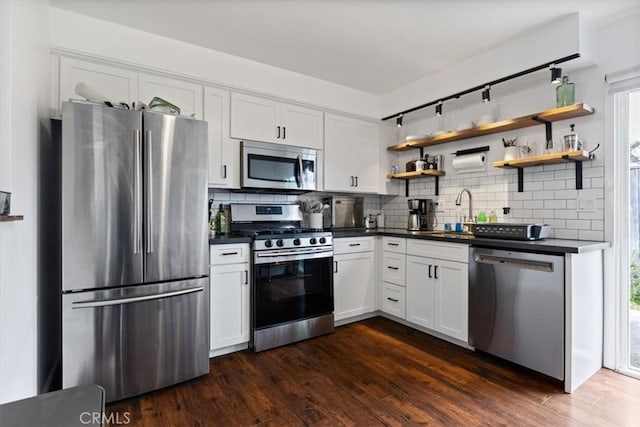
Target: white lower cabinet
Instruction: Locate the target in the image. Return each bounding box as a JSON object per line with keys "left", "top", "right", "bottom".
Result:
{"left": 209, "top": 243, "right": 250, "bottom": 355}
{"left": 406, "top": 251, "right": 468, "bottom": 342}
{"left": 334, "top": 237, "right": 375, "bottom": 322}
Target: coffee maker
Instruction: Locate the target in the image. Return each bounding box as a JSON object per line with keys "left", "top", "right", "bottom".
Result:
{"left": 407, "top": 199, "right": 436, "bottom": 231}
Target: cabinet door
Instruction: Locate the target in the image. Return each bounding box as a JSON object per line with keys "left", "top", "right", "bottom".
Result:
{"left": 279, "top": 103, "right": 323, "bottom": 149}
{"left": 138, "top": 73, "right": 203, "bottom": 119}
{"left": 434, "top": 259, "right": 468, "bottom": 342}
{"left": 352, "top": 119, "right": 379, "bottom": 193}
{"left": 59, "top": 57, "right": 137, "bottom": 113}
{"left": 230, "top": 93, "right": 278, "bottom": 143}
{"left": 210, "top": 263, "right": 250, "bottom": 350}
{"left": 204, "top": 87, "right": 239, "bottom": 188}
{"left": 406, "top": 255, "right": 435, "bottom": 329}
{"left": 334, "top": 252, "right": 375, "bottom": 321}
{"left": 323, "top": 113, "right": 355, "bottom": 192}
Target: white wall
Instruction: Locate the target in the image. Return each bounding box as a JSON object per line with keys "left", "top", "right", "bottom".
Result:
{"left": 49, "top": 8, "right": 380, "bottom": 119}
{"left": 0, "top": 0, "right": 50, "bottom": 403}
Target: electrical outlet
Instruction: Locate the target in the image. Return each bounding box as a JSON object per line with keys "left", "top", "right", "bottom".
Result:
{"left": 577, "top": 194, "right": 596, "bottom": 212}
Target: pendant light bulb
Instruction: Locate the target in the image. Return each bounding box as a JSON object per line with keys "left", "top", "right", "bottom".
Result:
{"left": 435, "top": 101, "right": 443, "bottom": 117}
{"left": 482, "top": 85, "right": 491, "bottom": 103}
{"left": 550, "top": 64, "right": 562, "bottom": 84}
{"left": 396, "top": 114, "right": 403, "bottom": 128}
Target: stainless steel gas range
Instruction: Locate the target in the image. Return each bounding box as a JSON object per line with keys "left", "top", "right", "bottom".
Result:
{"left": 229, "top": 204, "right": 335, "bottom": 352}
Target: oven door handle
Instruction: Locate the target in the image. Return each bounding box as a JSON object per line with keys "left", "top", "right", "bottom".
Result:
{"left": 255, "top": 249, "right": 334, "bottom": 259}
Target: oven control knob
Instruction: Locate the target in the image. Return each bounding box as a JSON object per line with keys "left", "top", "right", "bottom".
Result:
{"left": 264, "top": 240, "right": 273, "bottom": 248}
{"left": 310, "top": 238, "right": 317, "bottom": 245}
{"left": 319, "top": 237, "right": 326, "bottom": 244}
{"left": 276, "top": 239, "right": 284, "bottom": 247}
{"left": 293, "top": 238, "right": 301, "bottom": 246}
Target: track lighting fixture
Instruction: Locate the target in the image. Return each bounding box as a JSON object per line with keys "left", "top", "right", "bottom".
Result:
{"left": 381, "top": 54, "right": 580, "bottom": 123}
{"left": 482, "top": 85, "right": 491, "bottom": 103}
{"left": 550, "top": 64, "right": 562, "bottom": 84}
{"left": 435, "top": 101, "right": 443, "bottom": 117}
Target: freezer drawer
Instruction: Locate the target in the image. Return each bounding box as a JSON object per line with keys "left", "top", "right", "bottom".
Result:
{"left": 63, "top": 278, "right": 209, "bottom": 402}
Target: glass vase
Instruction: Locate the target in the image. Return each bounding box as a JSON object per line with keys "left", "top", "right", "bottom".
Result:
{"left": 556, "top": 75, "right": 575, "bottom": 107}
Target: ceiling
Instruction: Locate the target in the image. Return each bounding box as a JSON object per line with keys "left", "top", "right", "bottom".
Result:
{"left": 50, "top": 0, "right": 640, "bottom": 95}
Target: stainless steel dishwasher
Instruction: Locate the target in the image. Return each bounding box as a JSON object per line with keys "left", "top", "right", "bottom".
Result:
{"left": 468, "top": 247, "right": 564, "bottom": 380}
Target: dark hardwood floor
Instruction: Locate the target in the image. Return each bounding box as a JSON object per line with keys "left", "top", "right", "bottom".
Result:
{"left": 107, "top": 317, "right": 640, "bottom": 426}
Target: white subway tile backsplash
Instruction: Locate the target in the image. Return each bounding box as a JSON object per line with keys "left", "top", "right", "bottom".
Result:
{"left": 532, "top": 171, "right": 555, "bottom": 181}
{"left": 544, "top": 200, "right": 566, "bottom": 209}
{"left": 579, "top": 230, "right": 604, "bottom": 241}
{"left": 555, "top": 229, "right": 578, "bottom": 239}
{"left": 544, "top": 180, "right": 566, "bottom": 191}
{"left": 566, "top": 219, "right": 591, "bottom": 229}
{"left": 523, "top": 200, "right": 544, "bottom": 209}
{"left": 554, "top": 209, "right": 578, "bottom": 219}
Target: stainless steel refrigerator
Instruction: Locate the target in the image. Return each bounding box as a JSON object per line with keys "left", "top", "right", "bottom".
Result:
{"left": 59, "top": 101, "right": 209, "bottom": 402}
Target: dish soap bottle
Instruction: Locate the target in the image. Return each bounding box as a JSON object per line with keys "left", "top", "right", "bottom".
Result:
{"left": 215, "top": 204, "right": 227, "bottom": 235}
{"left": 556, "top": 75, "right": 575, "bottom": 107}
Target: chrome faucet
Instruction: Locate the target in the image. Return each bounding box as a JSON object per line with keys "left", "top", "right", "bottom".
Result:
{"left": 455, "top": 188, "right": 473, "bottom": 222}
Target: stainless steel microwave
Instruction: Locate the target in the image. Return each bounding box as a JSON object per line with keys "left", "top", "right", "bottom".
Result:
{"left": 241, "top": 140, "right": 317, "bottom": 192}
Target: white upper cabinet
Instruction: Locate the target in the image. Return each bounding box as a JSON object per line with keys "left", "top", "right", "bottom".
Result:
{"left": 58, "top": 57, "right": 138, "bottom": 113}
{"left": 138, "top": 73, "right": 203, "bottom": 119}
{"left": 230, "top": 93, "right": 323, "bottom": 149}
{"left": 204, "top": 86, "right": 240, "bottom": 188}
{"left": 324, "top": 113, "right": 380, "bottom": 193}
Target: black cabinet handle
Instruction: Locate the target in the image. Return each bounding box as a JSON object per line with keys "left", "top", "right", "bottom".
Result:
{"left": 350, "top": 176, "right": 354, "bottom": 187}
{"left": 277, "top": 126, "right": 281, "bottom": 139}
{"left": 222, "top": 252, "right": 239, "bottom": 256}
{"left": 283, "top": 126, "right": 286, "bottom": 139}
{"left": 355, "top": 176, "right": 358, "bottom": 187}
{"left": 334, "top": 260, "right": 338, "bottom": 273}
{"left": 428, "top": 264, "right": 432, "bottom": 278}
{"left": 387, "top": 297, "right": 399, "bottom": 303}
{"left": 388, "top": 243, "right": 399, "bottom": 246}
{"left": 223, "top": 165, "right": 227, "bottom": 179}
{"left": 349, "top": 243, "right": 361, "bottom": 247}
{"left": 244, "top": 270, "right": 249, "bottom": 284}
{"left": 434, "top": 265, "right": 438, "bottom": 279}
{"left": 387, "top": 266, "right": 399, "bottom": 270}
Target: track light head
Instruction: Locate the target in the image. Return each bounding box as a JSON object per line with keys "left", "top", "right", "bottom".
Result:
{"left": 396, "top": 114, "right": 403, "bottom": 128}
{"left": 482, "top": 85, "right": 491, "bottom": 103}
{"left": 435, "top": 101, "right": 443, "bottom": 117}
{"left": 550, "top": 65, "right": 562, "bottom": 84}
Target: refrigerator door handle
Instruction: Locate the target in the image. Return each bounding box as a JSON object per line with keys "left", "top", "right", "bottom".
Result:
{"left": 134, "top": 129, "right": 142, "bottom": 254}
{"left": 145, "top": 130, "right": 154, "bottom": 253}
{"left": 71, "top": 286, "right": 204, "bottom": 309}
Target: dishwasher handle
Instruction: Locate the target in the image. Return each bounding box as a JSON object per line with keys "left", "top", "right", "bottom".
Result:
{"left": 474, "top": 254, "right": 554, "bottom": 272}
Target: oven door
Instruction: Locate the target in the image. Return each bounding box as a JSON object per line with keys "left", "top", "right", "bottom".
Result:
{"left": 241, "top": 140, "right": 316, "bottom": 191}
{"left": 253, "top": 251, "right": 333, "bottom": 330}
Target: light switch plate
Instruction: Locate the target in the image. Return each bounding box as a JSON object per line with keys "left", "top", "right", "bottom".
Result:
{"left": 577, "top": 194, "right": 596, "bottom": 212}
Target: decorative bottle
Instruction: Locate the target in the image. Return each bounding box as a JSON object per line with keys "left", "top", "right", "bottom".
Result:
{"left": 215, "top": 204, "right": 227, "bottom": 235}
{"left": 556, "top": 75, "right": 575, "bottom": 107}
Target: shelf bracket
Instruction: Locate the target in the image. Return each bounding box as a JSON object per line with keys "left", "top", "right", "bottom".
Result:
{"left": 435, "top": 176, "right": 440, "bottom": 196}
{"left": 562, "top": 154, "right": 584, "bottom": 190}
{"left": 517, "top": 167, "right": 524, "bottom": 192}
{"left": 419, "top": 147, "right": 424, "bottom": 158}
{"left": 405, "top": 179, "right": 409, "bottom": 197}
{"left": 532, "top": 116, "right": 553, "bottom": 148}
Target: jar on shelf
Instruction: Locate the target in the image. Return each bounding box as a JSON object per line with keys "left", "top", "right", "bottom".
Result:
{"left": 556, "top": 75, "right": 575, "bottom": 107}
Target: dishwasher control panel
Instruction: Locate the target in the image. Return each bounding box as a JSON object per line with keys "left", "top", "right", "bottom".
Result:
{"left": 472, "top": 223, "right": 552, "bottom": 240}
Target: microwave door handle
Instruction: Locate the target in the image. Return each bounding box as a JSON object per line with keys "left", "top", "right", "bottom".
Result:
{"left": 295, "top": 155, "right": 303, "bottom": 188}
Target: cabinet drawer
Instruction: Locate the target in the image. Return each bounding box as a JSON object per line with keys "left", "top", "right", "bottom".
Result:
{"left": 382, "top": 283, "right": 406, "bottom": 319}
{"left": 334, "top": 237, "right": 374, "bottom": 254}
{"left": 406, "top": 239, "right": 468, "bottom": 263}
{"left": 210, "top": 243, "right": 250, "bottom": 265}
{"left": 382, "top": 236, "right": 406, "bottom": 253}
{"left": 382, "top": 252, "right": 406, "bottom": 286}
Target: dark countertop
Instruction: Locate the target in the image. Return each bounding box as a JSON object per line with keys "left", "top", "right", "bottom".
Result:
{"left": 332, "top": 228, "right": 610, "bottom": 254}
{"left": 209, "top": 235, "right": 253, "bottom": 245}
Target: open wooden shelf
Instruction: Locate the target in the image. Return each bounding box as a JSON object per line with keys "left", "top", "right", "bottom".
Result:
{"left": 0, "top": 215, "right": 24, "bottom": 222}
{"left": 386, "top": 169, "right": 445, "bottom": 180}
{"left": 493, "top": 150, "right": 594, "bottom": 192}
{"left": 493, "top": 150, "right": 592, "bottom": 168}
{"left": 387, "top": 103, "right": 594, "bottom": 152}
